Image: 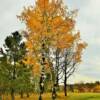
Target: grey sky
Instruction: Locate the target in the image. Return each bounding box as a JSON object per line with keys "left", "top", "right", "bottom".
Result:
{"left": 0, "top": 0, "right": 100, "bottom": 83}
{"left": 66, "top": 0, "right": 100, "bottom": 83}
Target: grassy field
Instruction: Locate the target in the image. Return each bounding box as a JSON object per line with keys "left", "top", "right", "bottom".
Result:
{"left": 67, "top": 93, "right": 100, "bottom": 100}
{"left": 2, "top": 92, "right": 100, "bottom": 100}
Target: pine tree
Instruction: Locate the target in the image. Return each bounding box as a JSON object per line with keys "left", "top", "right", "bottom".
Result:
{"left": 0, "top": 31, "right": 33, "bottom": 100}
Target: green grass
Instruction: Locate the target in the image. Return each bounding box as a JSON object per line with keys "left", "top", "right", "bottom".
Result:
{"left": 1, "top": 92, "right": 100, "bottom": 100}
{"left": 67, "top": 93, "right": 100, "bottom": 100}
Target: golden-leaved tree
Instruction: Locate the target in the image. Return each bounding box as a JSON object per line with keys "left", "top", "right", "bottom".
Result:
{"left": 18, "top": 0, "right": 87, "bottom": 99}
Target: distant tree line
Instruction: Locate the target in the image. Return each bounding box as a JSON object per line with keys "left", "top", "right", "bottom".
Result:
{"left": 64, "top": 81, "right": 100, "bottom": 93}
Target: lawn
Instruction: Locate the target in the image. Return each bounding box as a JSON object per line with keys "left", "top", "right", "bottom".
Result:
{"left": 1, "top": 92, "right": 100, "bottom": 100}
{"left": 68, "top": 93, "right": 100, "bottom": 100}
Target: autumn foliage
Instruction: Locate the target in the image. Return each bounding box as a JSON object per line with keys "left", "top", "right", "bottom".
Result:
{"left": 19, "top": 0, "right": 86, "bottom": 68}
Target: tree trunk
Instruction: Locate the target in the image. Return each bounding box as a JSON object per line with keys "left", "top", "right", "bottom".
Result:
{"left": 39, "top": 43, "right": 45, "bottom": 100}
{"left": 11, "top": 88, "right": 15, "bottom": 100}
{"left": 52, "top": 84, "right": 57, "bottom": 100}
{"left": 64, "top": 64, "right": 67, "bottom": 96}
{"left": 20, "top": 91, "right": 23, "bottom": 98}
{"left": 64, "top": 79, "right": 67, "bottom": 96}
{"left": 55, "top": 49, "right": 59, "bottom": 88}
{"left": 27, "top": 93, "right": 29, "bottom": 98}
{"left": 11, "top": 61, "right": 16, "bottom": 100}
{"left": 64, "top": 52, "right": 68, "bottom": 96}
{"left": 39, "top": 93, "right": 42, "bottom": 100}
{"left": 0, "top": 93, "right": 2, "bottom": 100}
{"left": 56, "top": 71, "right": 59, "bottom": 87}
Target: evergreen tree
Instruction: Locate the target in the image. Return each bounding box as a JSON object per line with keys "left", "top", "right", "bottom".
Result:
{"left": 0, "top": 31, "right": 33, "bottom": 100}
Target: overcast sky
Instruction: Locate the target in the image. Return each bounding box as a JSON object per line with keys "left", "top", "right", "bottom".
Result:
{"left": 0, "top": 0, "right": 100, "bottom": 83}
